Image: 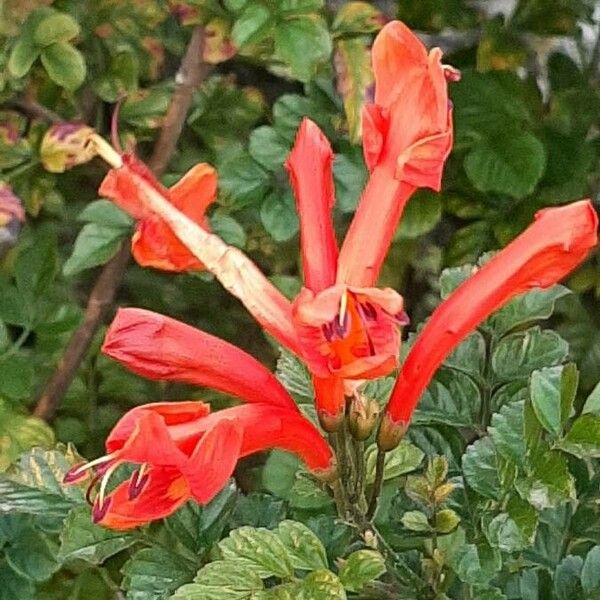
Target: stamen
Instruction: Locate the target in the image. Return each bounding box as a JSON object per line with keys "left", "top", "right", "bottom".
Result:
{"left": 92, "top": 496, "right": 112, "bottom": 523}
{"left": 338, "top": 291, "right": 348, "bottom": 326}
{"left": 96, "top": 461, "right": 121, "bottom": 509}
{"left": 85, "top": 471, "right": 104, "bottom": 505}
{"left": 395, "top": 311, "right": 410, "bottom": 326}
{"left": 128, "top": 464, "right": 150, "bottom": 500}
{"left": 332, "top": 312, "right": 349, "bottom": 338}
{"left": 110, "top": 97, "right": 125, "bottom": 153}
{"left": 322, "top": 322, "right": 334, "bottom": 342}
{"left": 63, "top": 454, "right": 115, "bottom": 484}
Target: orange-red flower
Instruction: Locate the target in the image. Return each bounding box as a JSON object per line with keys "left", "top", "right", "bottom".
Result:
{"left": 379, "top": 200, "right": 598, "bottom": 449}
{"left": 0, "top": 183, "right": 25, "bottom": 257}
{"left": 99, "top": 154, "right": 216, "bottom": 272}
{"left": 337, "top": 21, "right": 457, "bottom": 287}
{"left": 64, "top": 401, "right": 334, "bottom": 529}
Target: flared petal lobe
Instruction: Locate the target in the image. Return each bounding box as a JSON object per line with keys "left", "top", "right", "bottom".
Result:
{"left": 337, "top": 21, "right": 455, "bottom": 287}
{"left": 102, "top": 308, "right": 299, "bottom": 412}
{"left": 285, "top": 118, "right": 338, "bottom": 292}
{"left": 384, "top": 200, "right": 598, "bottom": 433}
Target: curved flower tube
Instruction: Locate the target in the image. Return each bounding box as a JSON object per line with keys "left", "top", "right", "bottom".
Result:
{"left": 379, "top": 200, "right": 599, "bottom": 450}
{"left": 102, "top": 308, "right": 299, "bottom": 413}
{"left": 64, "top": 402, "right": 334, "bottom": 529}
{"left": 98, "top": 152, "right": 300, "bottom": 354}
{"left": 337, "top": 21, "right": 457, "bottom": 287}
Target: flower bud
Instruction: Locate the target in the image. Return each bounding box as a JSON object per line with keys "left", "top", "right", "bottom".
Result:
{"left": 377, "top": 412, "right": 407, "bottom": 451}
{"left": 0, "top": 183, "right": 25, "bottom": 258}
{"left": 348, "top": 393, "right": 380, "bottom": 441}
{"left": 40, "top": 122, "right": 97, "bottom": 173}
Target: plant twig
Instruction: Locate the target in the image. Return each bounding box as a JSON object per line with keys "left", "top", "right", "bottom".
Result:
{"left": 6, "top": 97, "right": 61, "bottom": 123}
{"left": 366, "top": 449, "right": 386, "bottom": 519}
{"left": 34, "top": 26, "right": 208, "bottom": 422}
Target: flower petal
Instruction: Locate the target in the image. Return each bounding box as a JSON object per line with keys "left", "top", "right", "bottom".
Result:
{"left": 184, "top": 418, "right": 242, "bottom": 503}
{"left": 168, "top": 163, "right": 217, "bottom": 221}
{"left": 313, "top": 375, "right": 345, "bottom": 431}
{"left": 285, "top": 118, "right": 338, "bottom": 292}
{"left": 385, "top": 200, "right": 598, "bottom": 427}
{"left": 103, "top": 308, "right": 299, "bottom": 411}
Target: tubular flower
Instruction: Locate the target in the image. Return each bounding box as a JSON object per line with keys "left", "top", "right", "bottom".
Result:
{"left": 102, "top": 308, "right": 299, "bottom": 413}
{"left": 99, "top": 154, "right": 216, "bottom": 272}
{"left": 379, "top": 200, "right": 599, "bottom": 450}
{"left": 64, "top": 401, "right": 334, "bottom": 529}
{"left": 286, "top": 119, "right": 409, "bottom": 428}
{"left": 337, "top": 20, "right": 458, "bottom": 287}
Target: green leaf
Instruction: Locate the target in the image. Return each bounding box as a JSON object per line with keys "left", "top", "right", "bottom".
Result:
{"left": 122, "top": 547, "right": 198, "bottom": 600}
{"left": 277, "top": 0, "right": 324, "bottom": 14}
{"left": 365, "top": 439, "right": 424, "bottom": 484}
{"left": 231, "top": 493, "right": 286, "bottom": 529}
{"left": 464, "top": 131, "right": 546, "bottom": 199}
{"left": 530, "top": 365, "right": 577, "bottom": 437}
{"left": 219, "top": 155, "right": 271, "bottom": 207}
{"left": 260, "top": 191, "right": 299, "bottom": 242}
{"left": 559, "top": 414, "right": 600, "bottom": 458}
{"left": 0, "top": 398, "right": 54, "bottom": 472}
{"left": 276, "top": 348, "right": 313, "bottom": 402}
{"left": 554, "top": 555, "right": 583, "bottom": 600}
{"left": 298, "top": 570, "right": 346, "bottom": 599}
{"left": 248, "top": 126, "right": 290, "bottom": 171}
{"left": 414, "top": 368, "right": 481, "bottom": 428}
{"left": 5, "top": 526, "right": 59, "bottom": 582}
{"left": 94, "top": 51, "right": 139, "bottom": 102}
{"left": 277, "top": 520, "right": 328, "bottom": 571}
{"left": 218, "top": 526, "right": 293, "bottom": 579}
{"left": 171, "top": 560, "right": 264, "bottom": 600}
{"left": 78, "top": 200, "right": 133, "bottom": 229}
{"left": 445, "top": 332, "right": 486, "bottom": 380}
{"left": 289, "top": 472, "right": 333, "bottom": 510}
{"left": 435, "top": 509, "right": 461, "bottom": 534}
{"left": 506, "top": 493, "right": 538, "bottom": 543}
{"left": 489, "top": 286, "right": 570, "bottom": 336}
{"left": 333, "top": 152, "right": 367, "bottom": 214}
{"left": 581, "top": 546, "right": 600, "bottom": 594}
{"left": 0, "top": 355, "right": 34, "bottom": 400}
{"left": 8, "top": 38, "right": 40, "bottom": 78}
{"left": 492, "top": 328, "right": 569, "bottom": 381}
{"left": 338, "top": 549, "right": 385, "bottom": 593}
{"left": 462, "top": 437, "right": 502, "bottom": 500}
{"left": 40, "top": 41, "right": 86, "bottom": 90}
{"left": 0, "top": 560, "right": 35, "bottom": 600}
{"left": 263, "top": 450, "right": 299, "bottom": 500}
{"left": 231, "top": 3, "right": 272, "bottom": 47}
{"left": 401, "top": 510, "right": 431, "bottom": 532}
{"left": 209, "top": 214, "right": 246, "bottom": 248}
{"left": 63, "top": 224, "right": 126, "bottom": 276}
{"left": 274, "top": 17, "right": 332, "bottom": 82}
{"left": 59, "top": 505, "right": 136, "bottom": 564}
{"left": 34, "top": 12, "right": 80, "bottom": 46}
{"left": 485, "top": 513, "right": 529, "bottom": 553}
{"left": 489, "top": 400, "right": 526, "bottom": 464}
{"left": 397, "top": 192, "right": 442, "bottom": 239}
{"left": 582, "top": 381, "right": 600, "bottom": 415}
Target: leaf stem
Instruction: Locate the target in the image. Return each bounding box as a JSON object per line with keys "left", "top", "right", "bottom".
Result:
{"left": 366, "top": 449, "right": 386, "bottom": 519}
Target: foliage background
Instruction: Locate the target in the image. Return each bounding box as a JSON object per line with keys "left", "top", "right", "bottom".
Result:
{"left": 0, "top": 0, "right": 599, "bottom": 598}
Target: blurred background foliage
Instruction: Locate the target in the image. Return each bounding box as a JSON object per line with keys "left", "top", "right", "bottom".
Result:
{"left": 0, "top": 0, "right": 599, "bottom": 597}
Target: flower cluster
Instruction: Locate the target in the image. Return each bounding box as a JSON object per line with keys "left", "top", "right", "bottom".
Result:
{"left": 62, "top": 21, "right": 598, "bottom": 529}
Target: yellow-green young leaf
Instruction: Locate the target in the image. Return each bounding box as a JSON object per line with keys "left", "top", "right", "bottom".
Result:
{"left": 401, "top": 510, "right": 431, "bottom": 532}
{"left": 435, "top": 509, "right": 461, "bottom": 534}
{"left": 7, "top": 37, "right": 40, "bottom": 77}
{"left": 170, "top": 560, "right": 264, "bottom": 599}
{"left": 0, "top": 398, "right": 54, "bottom": 471}
{"left": 231, "top": 3, "right": 272, "bottom": 47}
{"left": 338, "top": 550, "right": 386, "bottom": 593}
{"left": 277, "top": 520, "right": 328, "bottom": 571}
{"left": 274, "top": 17, "right": 332, "bottom": 82}
{"left": 298, "top": 570, "right": 346, "bottom": 600}
{"left": 40, "top": 42, "right": 86, "bottom": 90}
{"left": 218, "top": 526, "right": 294, "bottom": 579}
{"left": 58, "top": 505, "right": 137, "bottom": 565}
{"left": 365, "top": 439, "right": 424, "bottom": 484}
{"left": 334, "top": 37, "right": 373, "bottom": 143}
{"left": 332, "top": 1, "right": 383, "bottom": 35}
{"left": 405, "top": 475, "right": 430, "bottom": 505}
{"left": 33, "top": 12, "right": 80, "bottom": 46}
{"left": 426, "top": 456, "right": 449, "bottom": 488}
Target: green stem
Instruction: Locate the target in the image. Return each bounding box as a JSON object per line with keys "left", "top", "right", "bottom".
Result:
{"left": 0, "top": 328, "right": 31, "bottom": 361}
{"left": 366, "top": 449, "right": 386, "bottom": 519}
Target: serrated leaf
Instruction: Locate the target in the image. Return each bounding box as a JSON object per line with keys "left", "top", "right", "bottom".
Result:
{"left": 276, "top": 348, "right": 313, "bottom": 402}
{"left": 0, "top": 398, "right": 54, "bottom": 472}
{"left": 248, "top": 126, "right": 290, "bottom": 171}
{"left": 401, "top": 510, "right": 430, "bottom": 532}
{"left": 277, "top": 520, "right": 327, "bottom": 571}
{"left": 492, "top": 328, "right": 569, "bottom": 381}
{"left": 209, "top": 214, "right": 246, "bottom": 248}
{"left": 365, "top": 439, "right": 424, "bottom": 484}
{"left": 218, "top": 526, "right": 293, "bottom": 579}
{"left": 462, "top": 437, "right": 502, "bottom": 500}
{"left": 559, "top": 414, "right": 600, "bottom": 458}
{"left": 122, "top": 547, "right": 198, "bottom": 600}
{"left": 63, "top": 224, "right": 126, "bottom": 276}
{"left": 489, "top": 400, "right": 526, "bottom": 464}
{"left": 231, "top": 493, "right": 286, "bottom": 529}
{"left": 34, "top": 12, "right": 80, "bottom": 46}
{"left": 5, "top": 525, "right": 59, "bottom": 582}
{"left": 274, "top": 17, "right": 332, "bottom": 82}
{"left": 298, "top": 570, "right": 346, "bottom": 599}
{"left": 59, "top": 505, "right": 136, "bottom": 564}
{"left": 171, "top": 560, "right": 264, "bottom": 600}
{"left": 338, "top": 549, "right": 385, "bottom": 593}
{"left": 40, "top": 41, "right": 86, "bottom": 90}
{"left": 219, "top": 155, "right": 271, "bottom": 208}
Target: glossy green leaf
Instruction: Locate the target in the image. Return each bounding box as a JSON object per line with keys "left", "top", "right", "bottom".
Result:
{"left": 277, "top": 520, "right": 327, "bottom": 571}
{"left": 231, "top": 3, "right": 272, "bottom": 47}
{"left": 462, "top": 437, "right": 502, "bottom": 500}
{"left": 338, "top": 549, "right": 385, "bottom": 593}
{"left": 365, "top": 439, "right": 424, "bottom": 484}
{"left": 34, "top": 12, "right": 80, "bottom": 46}
{"left": 40, "top": 42, "right": 86, "bottom": 90}
{"left": 297, "top": 570, "right": 346, "bottom": 599}
{"left": 560, "top": 414, "right": 600, "bottom": 458}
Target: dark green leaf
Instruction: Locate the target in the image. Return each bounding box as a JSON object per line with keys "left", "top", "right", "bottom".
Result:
{"left": 260, "top": 191, "right": 299, "bottom": 242}
{"left": 78, "top": 200, "right": 133, "bottom": 229}
{"left": 277, "top": 520, "right": 328, "bottom": 571}
{"left": 40, "top": 42, "right": 86, "bottom": 90}
{"left": 554, "top": 555, "right": 583, "bottom": 600}
{"left": 581, "top": 546, "right": 600, "bottom": 594}
{"left": 462, "top": 437, "right": 502, "bottom": 500}
{"left": 248, "top": 126, "right": 290, "bottom": 171}
{"left": 397, "top": 192, "right": 442, "bottom": 239}
{"left": 560, "top": 414, "right": 600, "bottom": 459}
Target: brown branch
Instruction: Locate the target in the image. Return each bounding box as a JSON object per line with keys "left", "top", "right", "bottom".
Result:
{"left": 6, "top": 97, "right": 62, "bottom": 123}
{"left": 34, "top": 26, "right": 209, "bottom": 422}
